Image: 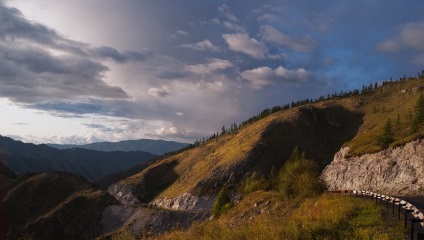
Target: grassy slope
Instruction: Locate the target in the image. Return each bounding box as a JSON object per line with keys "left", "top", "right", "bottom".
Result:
{"left": 341, "top": 78, "right": 424, "bottom": 156}
{"left": 0, "top": 172, "right": 118, "bottom": 240}
{"left": 154, "top": 192, "right": 405, "bottom": 240}
{"left": 117, "top": 78, "right": 424, "bottom": 201}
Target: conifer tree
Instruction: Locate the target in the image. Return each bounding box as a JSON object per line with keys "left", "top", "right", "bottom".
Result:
{"left": 378, "top": 119, "right": 394, "bottom": 147}
{"left": 211, "top": 187, "right": 230, "bottom": 217}
{"left": 411, "top": 94, "right": 424, "bottom": 133}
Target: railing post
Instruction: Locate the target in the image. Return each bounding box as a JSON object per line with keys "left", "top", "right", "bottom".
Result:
{"left": 393, "top": 200, "right": 399, "bottom": 214}
{"left": 411, "top": 219, "right": 423, "bottom": 240}
{"left": 386, "top": 197, "right": 389, "bottom": 210}
{"left": 399, "top": 203, "right": 406, "bottom": 220}
{"left": 405, "top": 209, "right": 414, "bottom": 228}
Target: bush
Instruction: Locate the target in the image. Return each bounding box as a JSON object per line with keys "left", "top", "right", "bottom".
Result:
{"left": 239, "top": 172, "right": 270, "bottom": 194}
{"left": 211, "top": 188, "right": 231, "bottom": 217}
{"left": 278, "top": 148, "right": 326, "bottom": 198}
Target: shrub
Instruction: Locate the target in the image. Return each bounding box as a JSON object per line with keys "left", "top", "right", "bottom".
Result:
{"left": 211, "top": 188, "right": 231, "bottom": 217}
{"left": 278, "top": 148, "right": 326, "bottom": 198}
{"left": 239, "top": 172, "right": 270, "bottom": 194}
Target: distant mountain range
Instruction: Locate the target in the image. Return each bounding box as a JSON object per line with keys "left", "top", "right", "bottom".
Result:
{"left": 48, "top": 139, "right": 188, "bottom": 155}
{"left": 0, "top": 136, "right": 157, "bottom": 181}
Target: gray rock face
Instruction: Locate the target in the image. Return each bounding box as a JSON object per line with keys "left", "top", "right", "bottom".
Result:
{"left": 107, "top": 183, "right": 140, "bottom": 205}
{"left": 152, "top": 192, "right": 215, "bottom": 210}
{"left": 321, "top": 139, "right": 424, "bottom": 195}
{"left": 101, "top": 205, "right": 210, "bottom": 237}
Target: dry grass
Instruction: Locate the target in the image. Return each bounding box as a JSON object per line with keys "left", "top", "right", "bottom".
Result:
{"left": 149, "top": 193, "right": 405, "bottom": 240}
{"left": 118, "top": 78, "right": 424, "bottom": 202}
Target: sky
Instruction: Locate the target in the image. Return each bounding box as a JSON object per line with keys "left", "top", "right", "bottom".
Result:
{"left": 1, "top": 0, "right": 424, "bottom": 144}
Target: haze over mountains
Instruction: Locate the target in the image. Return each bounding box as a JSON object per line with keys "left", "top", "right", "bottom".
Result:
{"left": 0, "top": 136, "right": 157, "bottom": 181}
{"left": 48, "top": 139, "right": 188, "bottom": 156}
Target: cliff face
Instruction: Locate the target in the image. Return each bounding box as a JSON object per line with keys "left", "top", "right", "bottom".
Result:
{"left": 321, "top": 139, "right": 424, "bottom": 195}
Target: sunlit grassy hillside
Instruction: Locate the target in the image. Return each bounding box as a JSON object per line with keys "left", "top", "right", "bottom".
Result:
{"left": 117, "top": 77, "right": 424, "bottom": 202}
{"left": 145, "top": 192, "right": 405, "bottom": 240}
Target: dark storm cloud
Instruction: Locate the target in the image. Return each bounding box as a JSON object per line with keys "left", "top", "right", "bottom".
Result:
{"left": 93, "top": 46, "right": 153, "bottom": 63}
{"left": 0, "top": 2, "right": 160, "bottom": 109}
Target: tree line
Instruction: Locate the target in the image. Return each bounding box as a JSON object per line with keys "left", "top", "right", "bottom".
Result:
{"left": 164, "top": 71, "right": 424, "bottom": 157}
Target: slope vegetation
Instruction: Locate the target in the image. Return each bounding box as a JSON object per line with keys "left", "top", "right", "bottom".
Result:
{"left": 115, "top": 77, "right": 424, "bottom": 203}
{"left": 0, "top": 172, "right": 118, "bottom": 240}
{"left": 117, "top": 104, "right": 362, "bottom": 202}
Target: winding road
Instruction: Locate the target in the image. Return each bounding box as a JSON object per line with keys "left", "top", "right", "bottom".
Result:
{"left": 395, "top": 196, "right": 424, "bottom": 213}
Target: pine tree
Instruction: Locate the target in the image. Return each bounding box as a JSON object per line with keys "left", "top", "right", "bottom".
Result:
{"left": 211, "top": 187, "right": 230, "bottom": 217}
{"left": 378, "top": 119, "right": 394, "bottom": 148}
{"left": 411, "top": 94, "right": 424, "bottom": 133}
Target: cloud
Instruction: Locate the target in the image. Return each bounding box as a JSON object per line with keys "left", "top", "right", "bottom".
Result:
{"left": 148, "top": 126, "right": 197, "bottom": 141}
{"left": 94, "top": 46, "right": 152, "bottom": 63}
{"left": 185, "top": 58, "right": 233, "bottom": 75}
{"left": 260, "top": 25, "right": 317, "bottom": 53}
{"left": 241, "top": 66, "right": 312, "bottom": 89}
{"left": 148, "top": 85, "right": 171, "bottom": 97}
{"left": 0, "top": 2, "right": 135, "bottom": 106}
{"left": 218, "top": 4, "right": 238, "bottom": 22}
{"left": 11, "top": 122, "right": 28, "bottom": 126}
{"left": 376, "top": 19, "right": 424, "bottom": 52}
{"left": 180, "top": 39, "right": 220, "bottom": 52}
{"left": 222, "top": 33, "right": 267, "bottom": 59}
{"left": 170, "top": 30, "right": 189, "bottom": 39}
{"left": 214, "top": 4, "right": 246, "bottom": 33}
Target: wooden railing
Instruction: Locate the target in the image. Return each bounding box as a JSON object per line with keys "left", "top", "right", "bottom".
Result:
{"left": 349, "top": 190, "right": 424, "bottom": 240}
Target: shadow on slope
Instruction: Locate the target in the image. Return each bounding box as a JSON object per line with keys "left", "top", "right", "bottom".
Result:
{"left": 190, "top": 105, "right": 363, "bottom": 195}
{"left": 133, "top": 160, "right": 180, "bottom": 203}
{"left": 255, "top": 105, "right": 364, "bottom": 171}
{"left": 0, "top": 172, "right": 118, "bottom": 240}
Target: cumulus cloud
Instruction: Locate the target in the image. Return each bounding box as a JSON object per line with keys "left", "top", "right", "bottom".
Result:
{"left": 218, "top": 4, "right": 238, "bottom": 23}
{"left": 185, "top": 58, "right": 233, "bottom": 75}
{"left": 214, "top": 4, "right": 246, "bottom": 33}
{"left": 169, "top": 30, "right": 189, "bottom": 39}
{"left": 241, "top": 66, "right": 312, "bottom": 89}
{"left": 260, "top": 25, "right": 317, "bottom": 53}
{"left": 222, "top": 33, "right": 267, "bottom": 59}
{"left": 376, "top": 19, "right": 424, "bottom": 52}
{"left": 148, "top": 85, "right": 171, "bottom": 97}
{"left": 0, "top": 3, "right": 143, "bottom": 107}
{"left": 180, "top": 39, "right": 220, "bottom": 52}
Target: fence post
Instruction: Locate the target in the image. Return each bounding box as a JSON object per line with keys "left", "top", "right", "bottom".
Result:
{"left": 386, "top": 197, "right": 389, "bottom": 210}
{"left": 393, "top": 200, "right": 399, "bottom": 214}
{"left": 405, "top": 209, "right": 414, "bottom": 228}
{"left": 411, "top": 219, "right": 423, "bottom": 240}
{"left": 399, "top": 203, "right": 406, "bottom": 220}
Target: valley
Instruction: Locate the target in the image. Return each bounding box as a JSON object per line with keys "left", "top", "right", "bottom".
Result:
{"left": 1, "top": 77, "right": 424, "bottom": 239}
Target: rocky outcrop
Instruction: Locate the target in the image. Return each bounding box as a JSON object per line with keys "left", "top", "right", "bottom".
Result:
{"left": 107, "top": 183, "right": 140, "bottom": 205}
{"left": 101, "top": 205, "right": 210, "bottom": 238}
{"left": 321, "top": 139, "right": 424, "bottom": 195}
{"left": 152, "top": 192, "right": 214, "bottom": 210}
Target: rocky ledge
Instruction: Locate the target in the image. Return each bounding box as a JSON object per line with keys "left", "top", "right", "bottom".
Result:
{"left": 321, "top": 139, "right": 424, "bottom": 195}
{"left": 152, "top": 192, "right": 215, "bottom": 210}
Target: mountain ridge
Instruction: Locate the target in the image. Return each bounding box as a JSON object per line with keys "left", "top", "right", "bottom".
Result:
{"left": 48, "top": 139, "right": 188, "bottom": 155}
{"left": 0, "top": 136, "right": 157, "bottom": 181}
